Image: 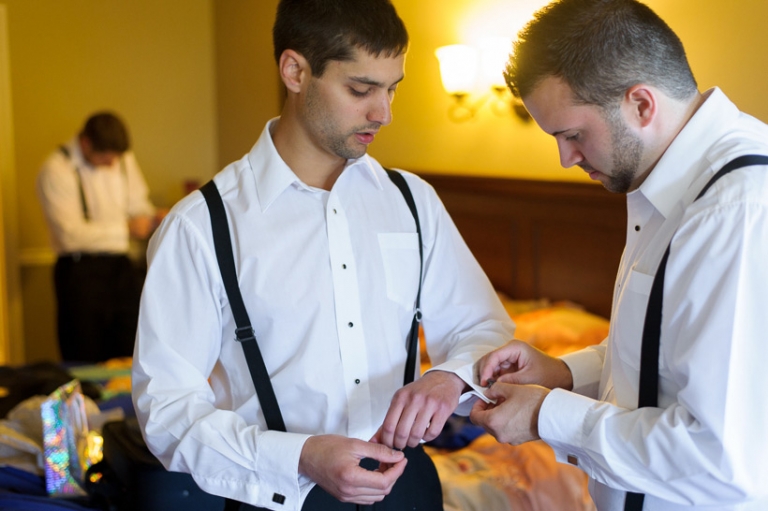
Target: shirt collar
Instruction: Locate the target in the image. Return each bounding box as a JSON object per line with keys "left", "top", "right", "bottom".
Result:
{"left": 66, "top": 136, "right": 89, "bottom": 169}
{"left": 247, "top": 118, "right": 384, "bottom": 211}
{"left": 66, "top": 136, "right": 126, "bottom": 171}
{"left": 636, "top": 87, "right": 739, "bottom": 218}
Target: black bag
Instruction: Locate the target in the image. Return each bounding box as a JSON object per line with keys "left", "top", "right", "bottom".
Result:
{"left": 0, "top": 362, "right": 101, "bottom": 419}
{"left": 86, "top": 418, "right": 224, "bottom": 511}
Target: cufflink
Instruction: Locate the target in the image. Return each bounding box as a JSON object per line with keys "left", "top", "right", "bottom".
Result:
{"left": 272, "top": 493, "right": 286, "bottom": 505}
{"left": 567, "top": 454, "right": 579, "bottom": 466}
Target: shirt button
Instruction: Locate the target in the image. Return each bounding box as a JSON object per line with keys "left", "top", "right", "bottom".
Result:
{"left": 348, "top": 322, "right": 354, "bottom": 328}
{"left": 634, "top": 225, "right": 641, "bottom": 231}
{"left": 354, "top": 379, "right": 361, "bottom": 385}
{"left": 342, "top": 264, "right": 347, "bottom": 269}
{"left": 333, "top": 209, "right": 338, "bottom": 214}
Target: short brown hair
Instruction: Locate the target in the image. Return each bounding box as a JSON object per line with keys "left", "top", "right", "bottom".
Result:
{"left": 506, "top": 0, "right": 697, "bottom": 107}
{"left": 273, "top": 0, "right": 409, "bottom": 77}
{"left": 80, "top": 112, "right": 130, "bottom": 153}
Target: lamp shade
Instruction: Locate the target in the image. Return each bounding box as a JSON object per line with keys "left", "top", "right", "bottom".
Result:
{"left": 479, "top": 37, "right": 512, "bottom": 89}
{"left": 435, "top": 44, "right": 478, "bottom": 95}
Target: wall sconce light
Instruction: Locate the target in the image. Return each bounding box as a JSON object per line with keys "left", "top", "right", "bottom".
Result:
{"left": 435, "top": 39, "right": 531, "bottom": 123}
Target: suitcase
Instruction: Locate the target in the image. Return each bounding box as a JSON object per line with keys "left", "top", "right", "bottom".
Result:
{"left": 86, "top": 419, "right": 224, "bottom": 511}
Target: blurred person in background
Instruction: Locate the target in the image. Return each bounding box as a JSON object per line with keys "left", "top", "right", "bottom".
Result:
{"left": 37, "top": 111, "right": 165, "bottom": 363}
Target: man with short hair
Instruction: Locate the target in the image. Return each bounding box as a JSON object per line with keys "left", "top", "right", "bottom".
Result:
{"left": 132, "top": 1, "right": 513, "bottom": 510}
{"left": 37, "top": 111, "right": 161, "bottom": 362}
{"left": 471, "top": 1, "right": 768, "bottom": 510}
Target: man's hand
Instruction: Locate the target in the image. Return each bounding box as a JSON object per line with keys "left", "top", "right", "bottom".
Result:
{"left": 372, "top": 370, "right": 466, "bottom": 449}
{"left": 298, "top": 435, "right": 407, "bottom": 505}
{"left": 470, "top": 382, "right": 549, "bottom": 445}
{"left": 476, "top": 339, "right": 573, "bottom": 390}
{"left": 128, "top": 215, "right": 153, "bottom": 240}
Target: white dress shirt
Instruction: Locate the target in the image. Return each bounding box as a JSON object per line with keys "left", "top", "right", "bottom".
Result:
{"left": 36, "top": 136, "right": 156, "bottom": 255}
{"left": 132, "top": 119, "right": 514, "bottom": 510}
{"left": 538, "top": 88, "right": 768, "bottom": 510}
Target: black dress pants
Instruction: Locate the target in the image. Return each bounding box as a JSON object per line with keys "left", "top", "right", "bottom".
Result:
{"left": 230, "top": 444, "right": 442, "bottom": 511}
{"left": 54, "top": 253, "right": 142, "bottom": 362}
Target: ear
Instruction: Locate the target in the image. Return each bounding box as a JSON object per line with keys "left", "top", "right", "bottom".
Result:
{"left": 623, "top": 85, "right": 656, "bottom": 129}
{"left": 79, "top": 135, "right": 92, "bottom": 154}
{"left": 278, "top": 49, "right": 310, "bottom": 94}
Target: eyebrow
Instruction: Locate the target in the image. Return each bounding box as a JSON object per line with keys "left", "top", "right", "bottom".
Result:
{"left": 349, "top": 75, "right": 405, "bottom": 88}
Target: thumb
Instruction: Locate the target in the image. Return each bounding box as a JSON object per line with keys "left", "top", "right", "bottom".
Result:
{"left": 361, "top": 441, "right": 406, "bottom": 464}
{"left": 484, "top": 381, "right": 514, "bottom": 401}
{"left": 496, "top": 371, "right": 528, "bottom": 386}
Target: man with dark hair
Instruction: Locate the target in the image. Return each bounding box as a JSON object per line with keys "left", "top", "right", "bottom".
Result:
{"left": 37, "top": 111, "right": 163, "bottom": 362}
{"left": 471, "top": 1, "right": 768, "bottom": 510}
{"left": 80, "top": 113, "right": 131, "bottom": 153}
{"left": 132, "top": 1, "right": 513, "bottom": 510}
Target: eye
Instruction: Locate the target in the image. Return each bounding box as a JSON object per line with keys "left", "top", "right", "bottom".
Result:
{"left": 565, "top": 133, "right": 580, "bottom": 142}
{"left": 349, "top": 87, "right": 371, "bottom": 98}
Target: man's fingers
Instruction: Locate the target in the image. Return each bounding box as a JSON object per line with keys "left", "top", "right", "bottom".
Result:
{"left": 344, "top": 458, "right": 407, "bottom": 497}
{"left": 477, "top": 341, "right": 525, "bottom": 385}
{"left": 484, "top": 381, "right": 514, "bottom": 401}
{"left": 360, "top": 441, "right": 406, "bottom": 465}
{"left": 377, "top": 399, "right": 405, "bottom": 448}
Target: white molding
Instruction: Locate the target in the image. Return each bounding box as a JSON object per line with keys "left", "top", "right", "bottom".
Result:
{"left": 0, "top": 4, "right": 24, "bottom": 364}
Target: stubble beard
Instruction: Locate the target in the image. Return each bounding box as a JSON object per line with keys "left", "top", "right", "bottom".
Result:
{"left": 305, "top": 80, "right": 368, "bottom": 161}
{"left": 603, "top": 110, "right": 643, "bottom": 194}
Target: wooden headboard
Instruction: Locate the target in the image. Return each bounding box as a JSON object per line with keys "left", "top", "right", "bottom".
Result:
{"left": 419, "top": 173, "right": 626, "bottom": 319}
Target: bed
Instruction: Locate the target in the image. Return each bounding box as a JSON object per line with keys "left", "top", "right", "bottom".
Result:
{"left": 417, "top": 172, "right": 626, "bottom": 511}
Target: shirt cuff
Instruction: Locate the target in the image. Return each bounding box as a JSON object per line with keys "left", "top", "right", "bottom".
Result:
{"left": 560, "top": 348, "right": 603, "bottom": 398}
{"left": 538, "top": 388, "right": 595, "bottom": 476}
{"left": 254, "top": 430, "right": 312, "bottom": 510}
{"left": 424, "top": 361, "right": 479, "bottom": 416}
{"left": 426, "top": 357, "right": 479, "bottom": 389}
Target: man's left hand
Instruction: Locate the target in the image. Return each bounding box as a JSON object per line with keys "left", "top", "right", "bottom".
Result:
{"left": 372, "top": 370, "right": 466, "bottom": 449}
{"left": 470, "top": 382, "right": 549, "bottom": 446}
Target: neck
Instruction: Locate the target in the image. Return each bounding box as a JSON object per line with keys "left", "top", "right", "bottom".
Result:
{"left": 638, "top": 90, "right": 706, "bottom": 188}
{"left": 271, "top": 116, "right": 347, "bottom": 191}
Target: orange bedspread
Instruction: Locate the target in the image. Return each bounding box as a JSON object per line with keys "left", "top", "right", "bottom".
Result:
{"left": 423, "top": 297, "right": 608, "bottom": 511}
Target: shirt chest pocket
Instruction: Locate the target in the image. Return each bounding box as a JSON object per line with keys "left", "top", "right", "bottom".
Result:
{"left": 377, "top": 232, "right": 421, "bottom": 309}
{"left": 614, "top": 268, "right": 655, "bottom": 367}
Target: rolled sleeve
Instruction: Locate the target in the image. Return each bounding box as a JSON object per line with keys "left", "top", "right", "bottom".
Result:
{"left": 560, "top": 341, "right": 606, "bottom": 399}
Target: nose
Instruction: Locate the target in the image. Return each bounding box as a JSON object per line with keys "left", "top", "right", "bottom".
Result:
{"left": 556, "top": 139, "right": 582, "bottom": 168}
{"left": 368, "top": 92, "right": 393, "bottom": 126}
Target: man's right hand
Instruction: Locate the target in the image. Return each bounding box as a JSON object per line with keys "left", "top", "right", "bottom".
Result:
{"left": 476, "top": 339, "right": 574, "bottom": 391}
{"left": 298, "top": 435, "right": 407, "bottom": 505}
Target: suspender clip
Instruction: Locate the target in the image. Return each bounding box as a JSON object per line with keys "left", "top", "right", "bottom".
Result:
{"left": 234, "top": 326, "right": 256, "bottom": 343}
{"left": 414, "top": 308, "right": 422, "bottom": 323}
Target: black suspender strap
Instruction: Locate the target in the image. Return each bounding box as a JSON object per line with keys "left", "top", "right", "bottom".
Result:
{"left": 198, "top": 170, "right": 423, "bottom": 432}
{"left": 385, "top": 169, "right": 424, "bottom": 386}
{"left": 59, "top": 145, "right": 129, "bottom": 221}
{"left": 60, "top": 145, "right": 90, "bottom": 221}
{"left": 199, "top": 180, "right": 287, "bottom": 432}
{"left": 624, "top": 154, "right": 768, "bottom": 511}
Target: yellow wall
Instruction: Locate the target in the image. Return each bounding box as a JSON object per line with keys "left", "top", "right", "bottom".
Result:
{"left": 214, "top": 0, "right": 282, "bottom": 169}
{"left": 2, "top": 0, "right": 218, "bottom": 362}
{"left": 2, "top": 0, "right": 767, "bottom": 363}
{"left": 370, "top": 0, "right": 768, "bottom": 181}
